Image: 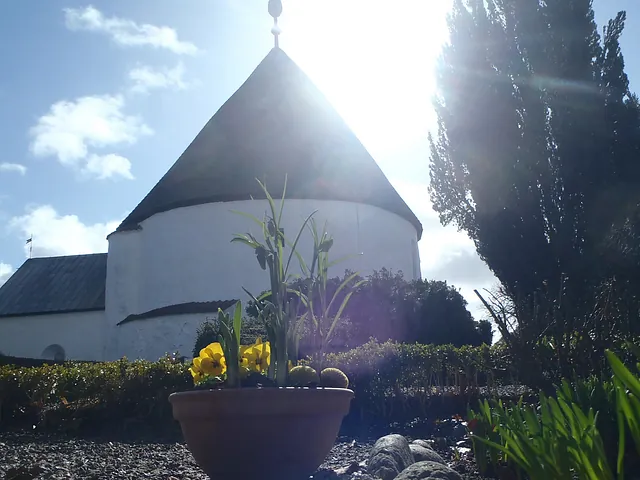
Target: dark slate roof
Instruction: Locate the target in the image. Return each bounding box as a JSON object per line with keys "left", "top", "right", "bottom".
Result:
{"left": 117, "top": 300, "right": 238, "bottom": 326}
{"left": 116, "top": 47, "right": 423, "bottom": 239}
{"left": 0, "top": 254, "right": 107, "bottom": 318}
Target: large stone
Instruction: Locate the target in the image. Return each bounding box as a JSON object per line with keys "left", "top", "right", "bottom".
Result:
{"left": 367, "top": 434, "right": 415, "bottom": 480}
{"left": 396, "top": 461, "right": 463, "bottom": 480}
{"left": 411, "top": 439, "right": 434, "bottom": 450}
{"left": 409, "top": 444, "right": 445, "bottom": 464}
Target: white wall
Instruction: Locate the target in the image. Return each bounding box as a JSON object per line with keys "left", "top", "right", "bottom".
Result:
{"left": 0, "top": 310, "right": 104, "bottom": 361}
{"left": 116, "top": 308, "right": 235, "bottom": 361}
{"left": 103, "top": 230, "right": 141, "bottom": 361}
{"left": 104, "top": 199, "right": 420, "bottom": 360}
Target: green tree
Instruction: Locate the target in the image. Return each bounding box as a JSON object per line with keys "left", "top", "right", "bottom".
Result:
{"left": 248, "top": 269, "right": 489, "bottom": 351}
{"left": 192, "top": 320, "right": 218, "bottom": 358}
{"left": 429, "top": 0, "right": 640, "bottom": 381}
{"left": 406, "top": 279, "right": 487, "bottom": 347}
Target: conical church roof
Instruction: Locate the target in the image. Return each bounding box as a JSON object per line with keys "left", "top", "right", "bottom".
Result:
{"left": 116, "top": 48, "right": 422, "bottom": 239}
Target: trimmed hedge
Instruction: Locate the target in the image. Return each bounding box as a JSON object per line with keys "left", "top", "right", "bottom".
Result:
{"left": 325, "top": 340, "right": 517, "bottom": 425}
{"left": 0, "top": 356, "right": 191, "bottom": 435}
{"left": 0, "top": 354, "right": 99, "bottom": 368}
{"left": 0, "top": 342, "right": 514, "bottom": 435}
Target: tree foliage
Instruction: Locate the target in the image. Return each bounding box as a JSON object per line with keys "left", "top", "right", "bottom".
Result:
{"left": 429, "top": 0, "right": 640, "bottom": 382}
{"left": 246, "top": 269, "right": 491, "bottom": 352}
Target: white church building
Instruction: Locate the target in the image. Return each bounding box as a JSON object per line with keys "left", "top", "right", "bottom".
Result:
{"left": 0, "top": 47, "right": 422, "bottom": 362}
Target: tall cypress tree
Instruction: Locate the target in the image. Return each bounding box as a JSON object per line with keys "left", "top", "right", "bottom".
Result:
{"left": 429, "top": 0, "right": 640, "bottom": 316}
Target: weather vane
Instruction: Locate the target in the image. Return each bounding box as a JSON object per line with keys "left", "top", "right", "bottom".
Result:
{"left": 268, "top": 0, "right": 283, "bottom": 48}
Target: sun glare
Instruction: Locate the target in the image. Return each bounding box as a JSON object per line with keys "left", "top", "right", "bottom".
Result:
{"left": 279, "top": 1, "right": 452, "bottom": 161}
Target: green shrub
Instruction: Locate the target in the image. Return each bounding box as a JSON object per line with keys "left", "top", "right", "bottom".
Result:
{"left": 193, "top": 321, "right": 219, "bottom": 357}
{"left": 325, "top": 339, "right": 513, "bottom": 424}
{"left": 0, "top": 353, "right": 98, "bottom": 368}
{"left": 1, "top": 341, "right": 513, "bottom": 435}
{"left": 0, "top": 356, "right": 191, "bottom": 434}
{"left": 193, "top": 317, "right": 267, "bottom": 358}
{"left": 247, "top": 269, "right": 493, "bottom": 351}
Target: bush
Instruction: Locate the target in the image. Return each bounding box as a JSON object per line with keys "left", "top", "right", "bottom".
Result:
{"left": 193, "top": 321, "right": 219, "bottom": 358}
{"left": 0, "top": 342, "right": 515, "bottom": 436}
{"left": 0, "top": 353, "right": 98, "bottom": 368}
{"left": 0, "top": 355, "right": 191, "bottom": 435}
{"left": 246, "top": 269, "right": 493, "bottom": 354}
{"left": 193, "top": 317, "right": 267, "bottom": 358}
{"left": 325, "top": 339, "right": 515, "bottom": 426}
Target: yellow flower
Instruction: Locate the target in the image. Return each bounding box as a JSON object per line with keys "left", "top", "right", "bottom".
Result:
{"left": 200, "top": 355, "right": 226, "bottom": 376}
{"left": 243, "top": 338, "right": 270, "bottom": 373}
{"left": 239, "top": 345, "right": 251, "bottom": 367}
{"left": 189, "top": 366, "right": 204, "bottom": 383}
{"left": 200, "top": 342, "right": 224, "bottom": 359}
{"left": 193, "top": 342, "right": 226, "bottom": 377}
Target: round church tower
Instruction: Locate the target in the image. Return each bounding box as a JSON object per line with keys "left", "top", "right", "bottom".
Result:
{"left": 103, "top": 28, "right": 422, "bottom": 361}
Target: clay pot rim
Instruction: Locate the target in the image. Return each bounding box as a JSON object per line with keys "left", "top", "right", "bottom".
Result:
{"left": 169, "top": 386, "right": 354, "bottom": 401}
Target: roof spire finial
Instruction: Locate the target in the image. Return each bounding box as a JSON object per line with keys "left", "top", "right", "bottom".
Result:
{"left": 268, "top": 0, "right": 283, "bottom": 48}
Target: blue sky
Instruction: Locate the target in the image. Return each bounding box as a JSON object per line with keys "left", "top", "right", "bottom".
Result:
{"left": 1, "top": 0, "right": 638, "bottom": 319}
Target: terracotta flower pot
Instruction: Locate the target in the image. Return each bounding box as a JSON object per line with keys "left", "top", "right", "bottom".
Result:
{"left": 169, "top": 387, "right": 354, "bottom": 480}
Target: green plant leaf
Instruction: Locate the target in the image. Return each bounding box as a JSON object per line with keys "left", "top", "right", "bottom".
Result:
{"left": 284, "top": 211, "right": 316, "bottom": 277}
{"left": 608, "top": 349, "right": 640, "bottom": 398}
{"left": 233, "top": 301, "right": 242, "bottom": 350}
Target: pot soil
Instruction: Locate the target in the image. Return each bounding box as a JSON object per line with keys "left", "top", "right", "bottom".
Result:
{"left": 169, "top": 387, "right": 354, "bottom": 480}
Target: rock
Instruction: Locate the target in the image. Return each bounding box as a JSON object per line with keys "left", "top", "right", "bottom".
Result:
{"left": 313, "top": 467, "right": 377, "bottom": 480}
{"left": 347, "top": 474, "right": 378, "bottom": 480}
{"left": 396, "top": 461, "right": 463, "bottom": 480}
{"left": 367, "top": 434, "right": 415, "bottom": 480}
{"left": 409, "top": 444, "right": 445, "bottom": 464}
{"left": 335, "top": 461, "right": 363, "bottom": 475}
{"left": 411, "top": 439, "right": 434, "bottom": 450}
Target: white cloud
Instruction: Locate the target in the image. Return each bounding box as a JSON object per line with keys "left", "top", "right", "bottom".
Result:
{"left": 0, "top": 263, "right": 13, "bottom": 286}
{"left": 9, "top": 205, "right": 121, "bottom": 258}
{"left": 128, "top": 62, "right": 188, "bottom": 94}
{"left": 83, "top": 153, "right": 134, "bottom": 180}
{"left": 29, "top": 94, "right": 151, "bottom": 179}
{"left": 0, "top": 163, "right": 27, "bottom": 175}
{"left": 64, "top": 6, "right": 199, "bottom": 55}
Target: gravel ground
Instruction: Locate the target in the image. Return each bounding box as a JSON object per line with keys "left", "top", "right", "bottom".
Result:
{"left": 0, "top": 432, "right": 486, "bottom": 480}
{"left": 1, "top": 433, "right": 369, "bottom": 480}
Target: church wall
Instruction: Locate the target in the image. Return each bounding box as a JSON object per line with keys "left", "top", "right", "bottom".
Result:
{"left": 103, "top": 199, "right": 419, "bottom": 361}
{"left": 114, "top": 307, "right": 236, "bottom": 361}
{"left": 136, "top": 199, "right": 419, "bottom": 313}
{"left": 0, "top": 310, "right": 104, "bottom": 361}
{"left": 104, "top": 230, "right": 142, "bottom": 360}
